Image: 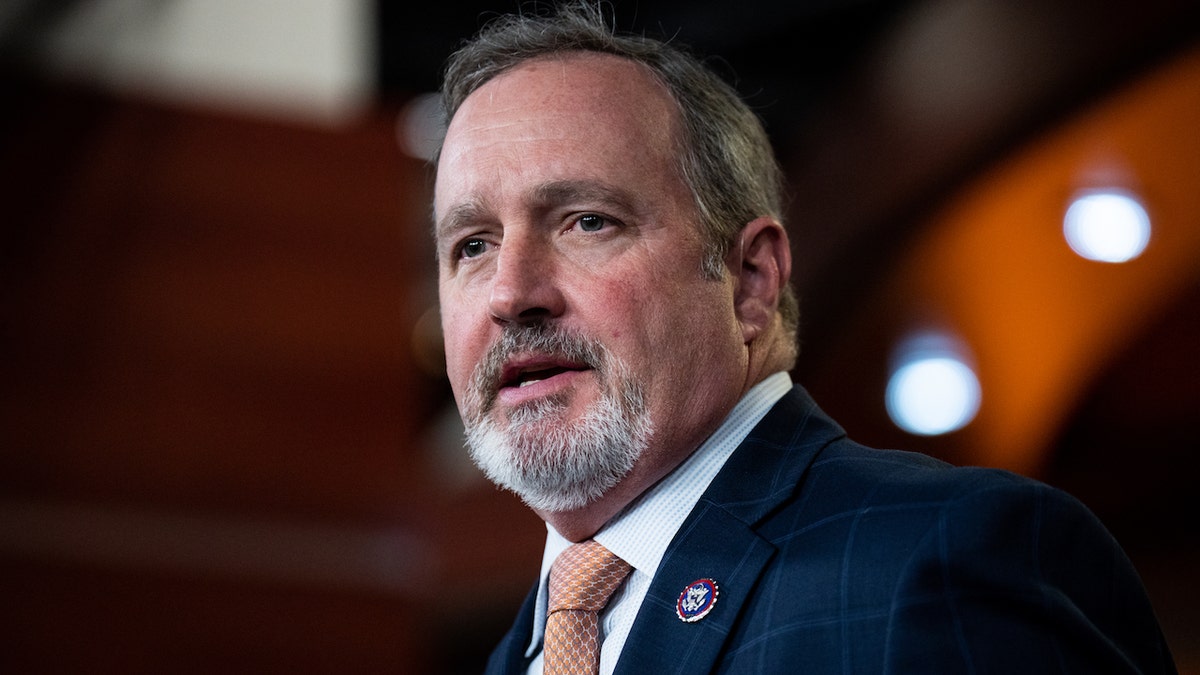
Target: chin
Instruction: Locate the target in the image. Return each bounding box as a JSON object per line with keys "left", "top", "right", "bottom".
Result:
{"left": 464, "top": 394, "right": 654, "bottom": 514}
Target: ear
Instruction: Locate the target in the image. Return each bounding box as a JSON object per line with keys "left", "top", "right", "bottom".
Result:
{"left": 730, "top": 216, "right": 792, "bottom": 344}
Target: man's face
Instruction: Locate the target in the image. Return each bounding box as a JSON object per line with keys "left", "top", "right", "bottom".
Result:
{"left": 435, "top": 53, "right": 748, "bottom": 513}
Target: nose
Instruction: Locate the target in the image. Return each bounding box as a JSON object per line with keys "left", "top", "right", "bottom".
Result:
{"left": 487, "top": 234, "right": 565, "bottom": 324}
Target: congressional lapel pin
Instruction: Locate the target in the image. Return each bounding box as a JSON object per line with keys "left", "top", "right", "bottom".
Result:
{"left": 676, "top": 578, "right": 719, "bottom": 622}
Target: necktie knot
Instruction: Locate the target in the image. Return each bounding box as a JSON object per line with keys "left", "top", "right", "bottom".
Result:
{"left": 548, "top": 539, "right": 632, "bottom": 613}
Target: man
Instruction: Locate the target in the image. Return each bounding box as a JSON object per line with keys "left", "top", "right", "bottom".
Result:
{"left": 432, "top": 3, "right": 1176, "bottom": 673}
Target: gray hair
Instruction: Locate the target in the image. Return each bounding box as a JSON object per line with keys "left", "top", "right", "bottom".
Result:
{"left": 439, "top": 1, "right": 799, "bottom": 343}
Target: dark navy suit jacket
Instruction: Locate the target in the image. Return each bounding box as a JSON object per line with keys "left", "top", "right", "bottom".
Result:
{"left": 485, "top": 386, "right": 1176, "bottom": 673}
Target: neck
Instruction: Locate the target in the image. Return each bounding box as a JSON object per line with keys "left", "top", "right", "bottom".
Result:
{"left": 537, "top": 503, "right": 621, "bottom": 543}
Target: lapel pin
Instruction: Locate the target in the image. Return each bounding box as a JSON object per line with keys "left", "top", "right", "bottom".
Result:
{"left": 676, "top": 578, "right": 719, "bottom": 622}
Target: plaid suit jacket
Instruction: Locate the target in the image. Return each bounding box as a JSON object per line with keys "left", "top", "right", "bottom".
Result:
{"left": 485, "top": 385, "right": 1176, "bottom": 674}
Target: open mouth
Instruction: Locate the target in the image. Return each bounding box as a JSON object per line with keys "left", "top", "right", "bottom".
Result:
{"left": 512, "top": 365, "right": 574, "bottom": 388}
{"left": 498, "top": 357, "right": 591, "bottom": 396}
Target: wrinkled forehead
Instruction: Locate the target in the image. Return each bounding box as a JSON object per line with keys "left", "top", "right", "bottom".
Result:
{"left": 443, "top": 51, "right": 678, "bottom": 141}
{"left": 434, "top": 52, "right": 684, "bottom": 212}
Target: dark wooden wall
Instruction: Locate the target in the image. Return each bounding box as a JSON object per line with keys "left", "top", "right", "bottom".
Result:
{"left": 1, "top": 74, "right": 544, "bottom": 673}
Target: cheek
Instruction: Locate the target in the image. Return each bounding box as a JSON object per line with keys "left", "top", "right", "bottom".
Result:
{"left": 596, "top": 289, "right": 685, "bottom": 364}
{"left": 438, "top": 310, "right": 478, "bottom": 387}
{"left": 584, "top": 278, "right": 643, "bottom": 342}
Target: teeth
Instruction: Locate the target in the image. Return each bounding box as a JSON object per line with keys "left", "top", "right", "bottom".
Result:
{"left": 518, "top": 373, "right": 548, "bottom": 387}
{"left": 515, "top": 368, "right": 556, "bottom": 388}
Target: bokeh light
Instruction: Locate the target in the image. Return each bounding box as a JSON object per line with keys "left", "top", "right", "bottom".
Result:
{"left": 1063, "top": 190, "right": 1151, "bottom": 263}
{"left": 886, "top": 334, "right": 982, "bottom": 436}
{"left": 397, "top": 92, "right": 445, "bottom": 161}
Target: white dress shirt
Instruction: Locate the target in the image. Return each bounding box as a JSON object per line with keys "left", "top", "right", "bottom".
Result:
{"left": 524, "top": 371, "right": 793, "bottom": 675}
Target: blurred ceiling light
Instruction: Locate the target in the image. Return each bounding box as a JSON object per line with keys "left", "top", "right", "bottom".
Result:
{"left": 398, "top": 92, "right": 445, "bottom": 162}
{"left": 1063, "top": 190, "right": 1151, "bottom": 263}
{"left": 886, "top": 332, "right": 982, "bottom": 436}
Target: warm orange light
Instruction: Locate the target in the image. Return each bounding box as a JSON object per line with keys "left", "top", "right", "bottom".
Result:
{"left": 884, "top": 44, "right": 1200, "bottom": 476}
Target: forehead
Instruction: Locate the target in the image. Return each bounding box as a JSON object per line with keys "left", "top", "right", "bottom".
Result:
{"left": 449, "top": 51, "right": 677, "bottom": 139}
{"left": 434, "top": 53, "right": 684, "bottom": 222}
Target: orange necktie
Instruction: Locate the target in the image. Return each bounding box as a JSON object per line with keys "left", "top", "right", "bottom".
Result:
{"left": 543, "top": 540, "right": 632, "bottom": 675}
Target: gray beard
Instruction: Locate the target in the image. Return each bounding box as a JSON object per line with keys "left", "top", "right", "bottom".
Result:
{"left": 460, "top": 325, "right": 652, "bottom": 512}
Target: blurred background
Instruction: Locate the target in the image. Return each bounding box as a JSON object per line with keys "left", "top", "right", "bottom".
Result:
{"left": 1, "top": 0, "right": 1197, "bottom": 672}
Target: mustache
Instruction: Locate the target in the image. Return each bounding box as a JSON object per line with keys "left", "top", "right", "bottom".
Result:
{"left": 468, "top": 323, "right": 608, "bottom": 413}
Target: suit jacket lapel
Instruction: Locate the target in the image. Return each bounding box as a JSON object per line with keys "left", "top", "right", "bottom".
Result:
{"left": 613, "top": 503, "right": 776, "bottom": 673}
{"left": 483, "top": 584, "right": 538, "bottom": 675}
{"left": 613, "top": 386, "right": 843, "bottom": 674}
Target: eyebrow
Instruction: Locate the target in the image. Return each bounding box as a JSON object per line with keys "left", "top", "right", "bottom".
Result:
{"left": 434, "top": 179, "right": 639, "bottom": 244}
{"left": 435, "top": 198, "right": 489, "bottom": 241}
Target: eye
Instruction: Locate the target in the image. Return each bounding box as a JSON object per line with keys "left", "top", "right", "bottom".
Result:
{"left": 458, "top": 238, "right": 489, "bottom": 259}
{"left": 576, "top": 214, "right": 608, "bottom": 232}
